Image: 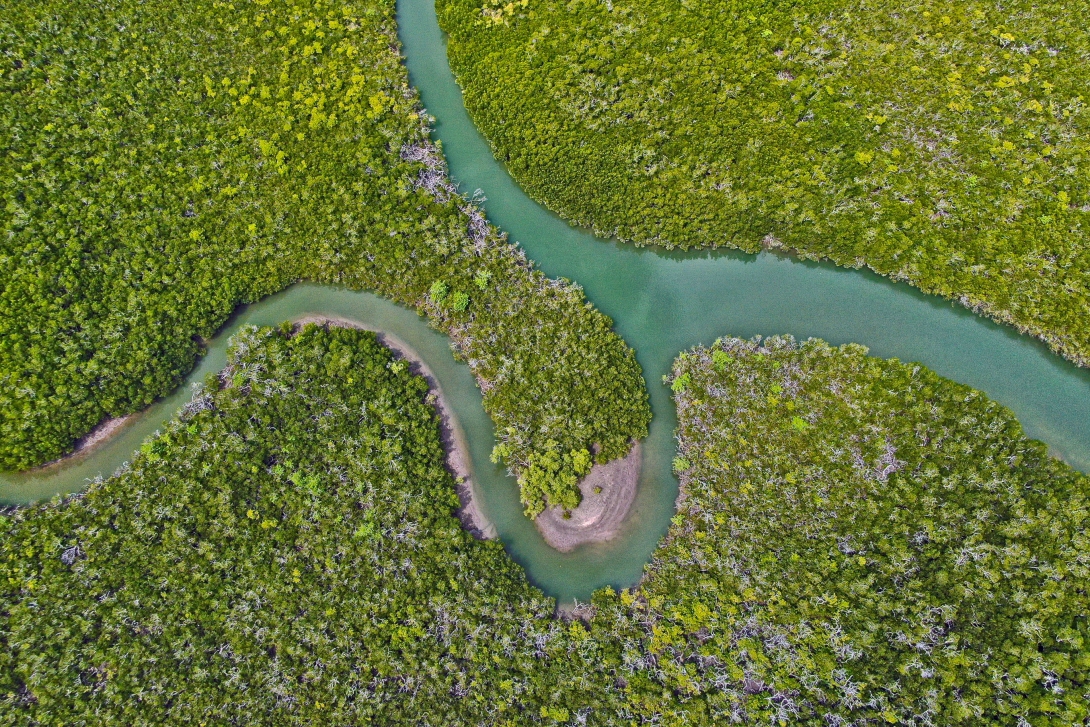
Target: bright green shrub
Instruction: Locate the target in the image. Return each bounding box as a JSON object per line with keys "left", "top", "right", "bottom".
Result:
{"left": 516, "top": 442, "right": 592, "bottom": 517}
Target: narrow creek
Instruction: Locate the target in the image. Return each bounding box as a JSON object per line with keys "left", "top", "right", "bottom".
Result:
{"left": 3, "top": 0, "right": 1089, "bottom": 605}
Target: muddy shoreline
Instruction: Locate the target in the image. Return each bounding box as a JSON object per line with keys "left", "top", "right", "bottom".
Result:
{"left": 26, "top": 414, "right": 138, "bottom": 475}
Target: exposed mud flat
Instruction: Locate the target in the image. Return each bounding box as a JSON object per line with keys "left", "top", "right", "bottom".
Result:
{"left": 534, "top": 442, "right": 641, "bottom": 552}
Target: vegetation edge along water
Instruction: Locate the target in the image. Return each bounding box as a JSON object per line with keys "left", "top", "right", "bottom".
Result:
{"left": 0, "top": 285, "right": 655, "bottom": 603}
{"left": 435, "top": 0, "right": 1090, "bottom": 367}
{"left": 3, "top": 325, "right": 1086, "bottom": 723}
{"left": 0, "top": 0, "right": 650, "bottom": 518}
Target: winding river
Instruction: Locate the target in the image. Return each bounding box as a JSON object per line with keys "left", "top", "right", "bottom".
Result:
{"left": 3, "top": 0, "right": 1089, "bottom": 604}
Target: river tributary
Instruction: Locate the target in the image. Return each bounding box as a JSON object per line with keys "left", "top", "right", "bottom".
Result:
{"left": 2, "top": 0, "right": 1088, "bottom": 604}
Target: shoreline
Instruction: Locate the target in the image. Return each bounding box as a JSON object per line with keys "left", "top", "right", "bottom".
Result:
{"left": 20, "top": 315, "right": 648, "bottom": 551}
{"left": 16, "top": 317, "right": 497, "bottom": 542}
{"left": 26, "top": 413, "right": 138, "bottom": 475}
{"left": 293, "top": 316, "right": 496, "bottom": 540}
{"left": 534, "top": 441, "right": 642, "bottom": 553}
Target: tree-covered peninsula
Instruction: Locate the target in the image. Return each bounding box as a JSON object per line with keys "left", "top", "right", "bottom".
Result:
{"left": 437, "top": 0, "right": 1090, "bottom": 365}
{"left": 0, "top": 0, "right": 649, "bottom": 515}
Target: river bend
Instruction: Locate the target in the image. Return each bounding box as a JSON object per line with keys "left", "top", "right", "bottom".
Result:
{"left": 2, "top": 0, "right": 1088, "bottom": 604}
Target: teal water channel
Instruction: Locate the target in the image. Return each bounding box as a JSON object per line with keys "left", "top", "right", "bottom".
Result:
{"left": 3, "top": 0, "right": 1088, "bottom": 605}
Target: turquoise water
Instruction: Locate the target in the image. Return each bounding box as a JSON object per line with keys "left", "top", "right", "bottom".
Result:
{"left": 2, "top": 0, "right": 1088, "bottom": 605}
{"left": 396, "top": 0, "right": 1090, "bottom": 598}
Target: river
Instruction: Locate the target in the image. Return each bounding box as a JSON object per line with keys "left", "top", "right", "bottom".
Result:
{"left": 2, "top": 0, "right": 1088, "bottom": 604}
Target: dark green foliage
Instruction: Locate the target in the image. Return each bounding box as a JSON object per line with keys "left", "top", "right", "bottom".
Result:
{"left": 599, "top": 335, "right": 1090, "bottom": 723}
{"left": 3, "top": 328, "right": 1088, "bottom": 723}
{"left": 0, "top": 326, "right": 611, "bottom": 724}
{"left": 437, "top": 0, "right": 1090, "bottom": 364}
{"left": 0, "top": 0, "right": 649, "bottom": 512}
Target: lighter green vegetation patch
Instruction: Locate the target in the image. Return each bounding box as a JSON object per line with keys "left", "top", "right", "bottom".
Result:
{"left": 0, "top": 0, "right": 649, "bottom": 514}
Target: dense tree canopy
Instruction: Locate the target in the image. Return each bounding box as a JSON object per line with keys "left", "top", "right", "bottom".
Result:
{"left": 618, "top": 335, "right": 1090, "bottom": 723}
{"left": 3, "top": 0, "right": 1087, "bottom": 719}
{"left": 0, "top": 0, "right": 649, "bottom": 513}
{"left": 0, "top": 325, "right": 612, "bottom": 724}
{"left": 437, "top": 0, "right": 1090, "bottom": 365}
{"left": 4, "top": 327, "right": 1086, "bottom": 723}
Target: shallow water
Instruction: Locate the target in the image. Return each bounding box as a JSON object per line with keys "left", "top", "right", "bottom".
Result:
{"left": 395, "top": 0, "right": 1090, "bottom": 598}
{"left": 3, "top": 0, "right": 1088, "bottom": 605}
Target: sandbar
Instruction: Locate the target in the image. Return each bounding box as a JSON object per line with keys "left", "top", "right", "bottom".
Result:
{"left": 534, "top": 441, "right": 641, "bottom": 553}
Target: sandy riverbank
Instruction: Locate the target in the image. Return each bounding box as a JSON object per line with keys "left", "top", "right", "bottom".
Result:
{"left": 534, "top": 442, "right": 641, "bottom": 553}
{"left": 27, "top": 413, "right": 138, "bottom": 474}
{"left": 293, "top": 316, "right": 496, "bottom": 540}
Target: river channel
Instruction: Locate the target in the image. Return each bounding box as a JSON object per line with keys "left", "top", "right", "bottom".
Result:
{"left": 2, "top": 0, "right": 1089, "bottom": 603}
